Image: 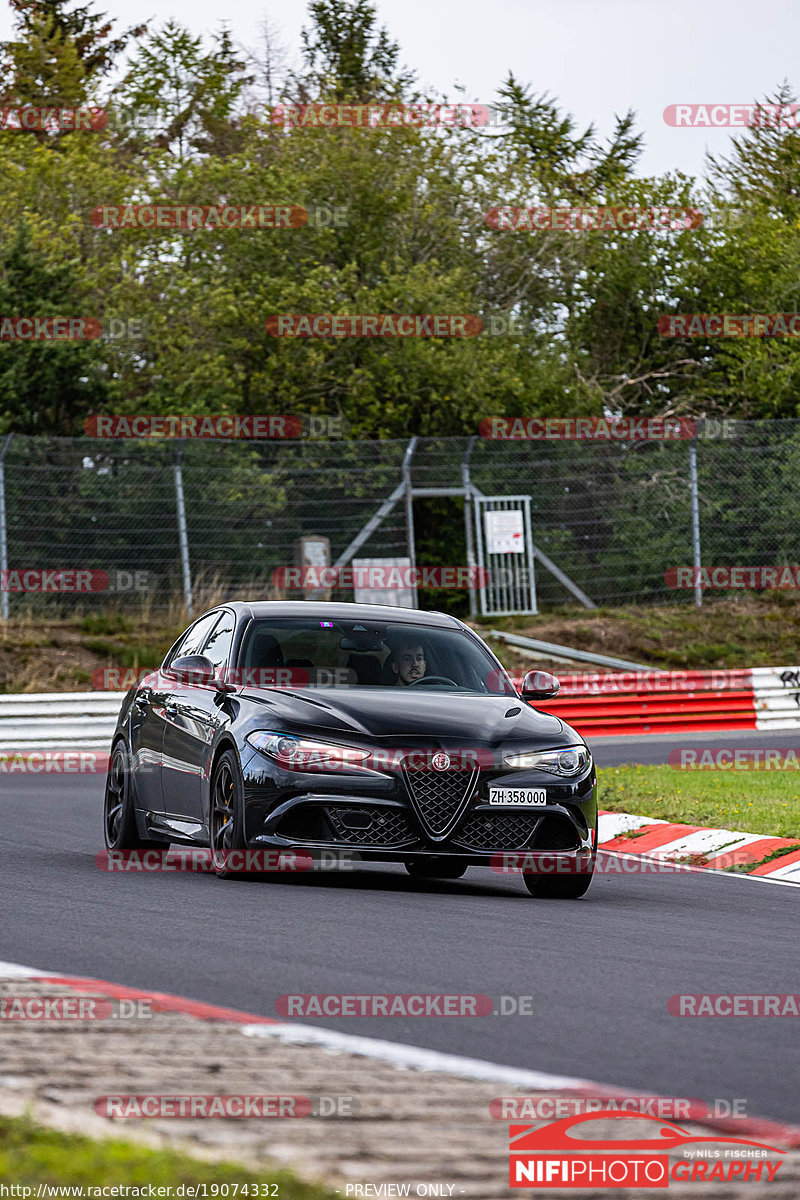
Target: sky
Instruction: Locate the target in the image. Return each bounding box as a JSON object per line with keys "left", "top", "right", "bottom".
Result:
{"left": 2, "top": 0, "right": 798, "bottom": 181}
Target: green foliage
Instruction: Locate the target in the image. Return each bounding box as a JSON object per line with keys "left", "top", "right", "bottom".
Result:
{"left": 0, "top": 221, "right": 108, "bottom": 432}
{"left": 0, "top": 1113, "right": 334, "bottom": 1196}
{"left": 1, "top": 0, "right": 145, "bottom": 106}
{"left": 600, "top": 763, "right": 799, "bottom": 841}
{"left": 298, "top": 0, "right": 413, "bottom": 101}
{"left": 0, "top": 0, "right": 799, "bottom": 438}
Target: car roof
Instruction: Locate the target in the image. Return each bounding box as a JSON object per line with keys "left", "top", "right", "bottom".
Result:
{"left": 222, "top": 600, "right": 463, "bottom": 629}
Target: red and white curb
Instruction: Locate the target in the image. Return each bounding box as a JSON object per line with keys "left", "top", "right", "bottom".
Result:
{"left": 1, "top": 960, "right": 799, "bottom": 1149}
{"left": 598, "top": 810, "right": 800, "bottom": 882}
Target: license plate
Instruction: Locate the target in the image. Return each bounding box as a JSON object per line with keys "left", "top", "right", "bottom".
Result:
{"left": 488, "top": 787, "right": 547, "bottom": 807}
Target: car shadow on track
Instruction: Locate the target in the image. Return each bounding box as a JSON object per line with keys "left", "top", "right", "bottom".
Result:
{"left": 89, "top": 850, "right": 541, "bottom": 898}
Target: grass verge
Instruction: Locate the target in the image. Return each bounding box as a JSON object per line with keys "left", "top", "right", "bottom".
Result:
{"left": 600, "top": 764, "right": 800, "bottom": 839}
{"left": 3, "top": 593, "right": 800, "bottom": 692}
{"left": 0, "top": 1113, "right": 334, "bottom": 1196}
{"left": 482, "top": 593, "right": 800, "bottom": 671}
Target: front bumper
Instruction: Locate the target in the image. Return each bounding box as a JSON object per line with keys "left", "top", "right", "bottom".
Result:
{"left": 241, "top": 748, "right": 597, "bottom": 865}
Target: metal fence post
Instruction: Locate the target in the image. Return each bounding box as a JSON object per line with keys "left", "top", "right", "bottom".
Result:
{"left": 689, "top": 434, "right": 702, "bottom": 608}
{"left": 462, "top": 437, "right": 478, "bottom": 618}
{"left": 403, "top": 437, "right": 418, "bottom": 609}
{"left": 174, "top": 444, "right": 193, "bottom": 618}
{"left": 0, "top": 435, "right": 12, "bottom": 621}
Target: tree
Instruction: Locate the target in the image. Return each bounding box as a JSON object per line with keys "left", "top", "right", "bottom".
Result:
{"left": 0, "top": 0, "right": 145, "bottom": 108}
{"left": 670, "top": 86, "right": 800, "bottom": 417}
{"left": 116, "top": 21, "right": 253, "bottom": 160}
{"left": 295, "top": 0, "right": 413, "bottom": 102}
{"left": 0, "top": 221, "right": 107, "bottom": 434}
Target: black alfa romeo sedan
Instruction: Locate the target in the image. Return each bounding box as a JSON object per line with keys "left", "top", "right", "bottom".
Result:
{"left": 103, "top": 601, "right": 597, "bottom": 897}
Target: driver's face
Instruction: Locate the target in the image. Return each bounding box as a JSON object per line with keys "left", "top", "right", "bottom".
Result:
{"left": 392, "top": 644, "right": 426, "bottom": 686}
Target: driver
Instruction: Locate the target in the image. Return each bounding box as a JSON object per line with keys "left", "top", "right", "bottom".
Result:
{"left": 390, "top": 640, "right": 427, "bottom": 687}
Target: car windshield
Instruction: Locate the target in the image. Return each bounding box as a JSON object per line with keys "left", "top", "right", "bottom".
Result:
{"left": 236, "top": 618, "right": 517, "bottom": 694}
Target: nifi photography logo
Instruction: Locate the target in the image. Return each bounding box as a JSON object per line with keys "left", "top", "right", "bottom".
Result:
{"left": 508, "top": 1111, "right": 784, "bottom": 1188}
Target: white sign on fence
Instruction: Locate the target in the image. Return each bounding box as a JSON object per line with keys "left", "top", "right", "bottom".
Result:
{"left": 485, "top": 509, "right": 525, "bottom": 554}
{"left": 352, "top": 558, "right": 414, "bottom": 608}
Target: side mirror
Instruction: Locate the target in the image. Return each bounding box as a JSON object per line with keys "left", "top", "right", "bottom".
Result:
{"left": 168, "top": 655, "right": 235, "bottom": 692}
{"left": 519, "top": 670, "right": 560, "bottom": 700}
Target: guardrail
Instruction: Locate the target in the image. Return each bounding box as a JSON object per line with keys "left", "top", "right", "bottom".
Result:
{"left": 489, "top": 630, "right": 650, "bottom": 671}
{"left": 1, "top": 667, "right": 799, "bottom": 749}
{"left": 751, "top": 667, "right": 800, "bottom": 729}
{"left": 0, "top": 692, "right": 124, "bottom": 750}
{"left": 528, "top": 666, "right": 800, "bottom": 736}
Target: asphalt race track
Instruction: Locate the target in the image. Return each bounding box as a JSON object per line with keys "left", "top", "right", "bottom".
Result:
{"left": 2, "top": 734, "right": 798, "bottom": 1126}
{"left": 593, "top": 727, "right": 800, "bottom": 766}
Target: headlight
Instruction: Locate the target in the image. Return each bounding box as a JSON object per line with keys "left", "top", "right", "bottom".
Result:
{"left": 503, "top": 745, "right": 591, "bottom": 775}
{"left": 245, "top": 731, "right": 371, "bottom": 771}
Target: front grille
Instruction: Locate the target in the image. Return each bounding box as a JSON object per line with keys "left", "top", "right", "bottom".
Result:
{"left": 327, "top": 806, "right": 417, "bottom": 847}
{"left": 532, "top": 814, "right": 581, "bottom": 851}
{"left": 403, "top": 766, "right": 477, "bottom": 835}
{"left": 453, "top": 811, "right": 541, "bottom": 851}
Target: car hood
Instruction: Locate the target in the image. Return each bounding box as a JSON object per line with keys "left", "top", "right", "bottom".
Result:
{"left": 237, "top": 686, "right": 570, "bottom": 748}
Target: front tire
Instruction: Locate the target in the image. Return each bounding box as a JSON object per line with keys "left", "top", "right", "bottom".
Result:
{"left": 522, "top": 870, "right": 593, "bottom": 898}
{"left": 405, "top": 859, "right": 468, "bottom": 880}
{"left": 104, "top": 740, "right": 157, "bottom": 851}
{"left": 209, "top": 749, "right": 247, "bottom": 879}
{"left": 524, "top": 815, "right": 597, "bottom": 898}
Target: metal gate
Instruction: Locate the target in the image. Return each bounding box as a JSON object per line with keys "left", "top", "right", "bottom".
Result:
{"left": 473, "top": 495, "right": 537, "bottom": 616}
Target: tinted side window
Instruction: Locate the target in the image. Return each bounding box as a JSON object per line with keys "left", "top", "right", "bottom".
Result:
{"left": 168, "top": 613, "right": 221, "bottom": 664}
{"left": 202, "top": 611, "right": 235, "bottom": 671}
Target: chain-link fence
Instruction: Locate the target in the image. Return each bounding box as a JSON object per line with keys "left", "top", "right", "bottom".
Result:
{"left": 2, "top": 423, "right": 799, "bottom": 616}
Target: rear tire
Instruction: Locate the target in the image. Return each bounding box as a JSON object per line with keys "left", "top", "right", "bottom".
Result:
{"left": 103, "top": 740, "right": 158, "bottom": 851}
{"left": 405, "top": 859, "right": 468, "bottom": 880}
{"left": 209, "top": 749, "right": 248, "bottom": 879}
